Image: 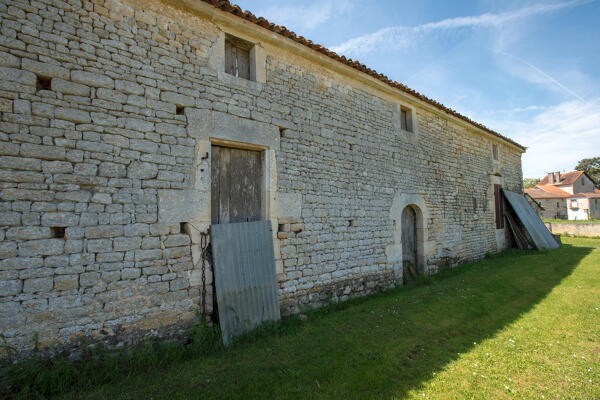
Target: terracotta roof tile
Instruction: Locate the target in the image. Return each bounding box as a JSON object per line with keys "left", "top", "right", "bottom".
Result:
{"left": 200, "top": 0, "right": 525, "bottom": 150}
{"left": 525, "top": 186, "right": 571, "bottom": 199}
{"left": 539, "top": 170, "right": 584, "bottom": 186}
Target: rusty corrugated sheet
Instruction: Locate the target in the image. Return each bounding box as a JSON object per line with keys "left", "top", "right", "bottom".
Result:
{"left": 503, "top": 190, "right": 560, "bottom": 250}
{"left": 210, "top": 220, "right": 280, "bottom": 346}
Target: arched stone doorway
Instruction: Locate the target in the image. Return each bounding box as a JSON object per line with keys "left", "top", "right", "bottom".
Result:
{"left": 387, "top": 193, "right": 430, "bottom": 285}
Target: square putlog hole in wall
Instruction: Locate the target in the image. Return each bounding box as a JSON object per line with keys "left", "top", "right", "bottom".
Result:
{"left": 176, "top": 106, "right": 185, "bottom": 115}
{"left": 51, "top": 227, "right": 66, "bottom": 238}
{"left": 36, "top": 75, "right": 51, "bottom": 91}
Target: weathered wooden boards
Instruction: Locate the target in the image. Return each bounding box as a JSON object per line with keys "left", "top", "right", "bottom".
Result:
{"left": 211, "top": 146, "right": 263, "bottom": 224}
{"left": 210, "top": 220, "right": 280, "bottom": 346}
{"left": 402, "top": 206, "right": 418, "bottom": 282}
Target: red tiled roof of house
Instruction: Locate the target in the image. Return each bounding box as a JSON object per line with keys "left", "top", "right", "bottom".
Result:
{"left": 525, "top": 186, "right": 571, "bottom": 199}
{"left": 539, "top": 170, "right": 584, "bottom": 186}
{"left": 199, "top": 0, "right": 525, "bottom": 151}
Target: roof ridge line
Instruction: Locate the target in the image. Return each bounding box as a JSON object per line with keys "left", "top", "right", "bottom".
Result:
{"left": 201, "top": 0, "right": 526, "bottom": 150}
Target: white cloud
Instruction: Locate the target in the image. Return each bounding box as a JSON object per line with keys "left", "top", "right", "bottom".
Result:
{"left": 255, "top": 0, "right": 353, "bottom": 32}
{"left": 476, "top": 99, "right": 600, "bottom": 177}
{"left": 332, "top": 1, "right": 588, "bottom": 57}
{"left": 497, "top": 52, "right": 587, "bottom": 102}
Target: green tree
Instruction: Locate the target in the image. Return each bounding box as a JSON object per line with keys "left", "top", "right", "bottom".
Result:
{"left": 523, "top": 178, "right": 540, "bottom": 188}
{"left": 575, "top": 157, "right": 600, "bottom": 187}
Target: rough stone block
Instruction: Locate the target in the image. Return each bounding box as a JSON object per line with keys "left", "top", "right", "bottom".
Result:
{"left": 164, "top": 234, "right": 190, "bottom": 248}
{"left": 0, "top": 212, "right": 21, "bottom": 226}
{"left": 0, "top": 279, "right": 22, "bottom": 296}
{"left": 127, "top": 161, "right": 158, "bottom": 179}
{"left": 42, "top": 212, "right": 79, "bottom": 227}
{"left": 0, "top": 241, "right": 18, "bottom": 259}
{"left": 85, "top": 225, "right": 123, "bottom": 239}
{"left": 51, "top": 78, "right": 90, "bottom": 96}
{"left": 158, "top": 190, "right": 209, "bottom": 223}
{"left": 6, "top": 227, "right": 52, "bottom": 240}
{"left": 160, "top": 91, "right": 195, "bottom": 107}
{"left": 113, "top": 236, "right": 141, "bottom": 251}
{"left": 115, "top": 80, "right": 144, "bottom": 95}
{"left": 54, "top": 274, "right": 78, "bottom": 290}
{"left": 121, "top": 268, "right": 141, "bottom": 280}
{"left": 23, "top": 277, "right": 53, "bottom": 293}
{"left": 99, "top": 162, "right": 126, "bottom": 178}
{"left": 0, "top": 50, "right": 19, "bottom": 68}
{"left": 0, "top": 67, "right": 36, "bottom": 86}
{"left": 135, "top": 249, "right": 162, "bottom": 261}
{"left": 18, "top": 239, "right": 64, "bottom": 256}
{"left": 71, "top": 70, "right": 114, "bottom": 88}
{"left": 22, "top": 59, "right": 70, "bottom": 79}
{"left": 55, "top": 107, "right": 91, "bottom": 124}
{"left": 87, "top": 239, "right": 112, "bottom": 253}
{"left": 124, "top": 223, "right": 149, "bottom": 237}
{"left": 20, "top": 143, "right": 66, "bottom": 160}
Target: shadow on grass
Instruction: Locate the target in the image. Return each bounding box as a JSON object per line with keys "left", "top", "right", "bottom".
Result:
{"left": 9, "top": 243, "right": 596, "bottom": 399}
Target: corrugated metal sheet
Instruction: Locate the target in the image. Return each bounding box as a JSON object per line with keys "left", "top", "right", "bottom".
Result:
{"left": 210, "top": 220, "right": 280, "bottom": 346}
{"left": 503, "top": 190, "right": 560, "bottom": 250}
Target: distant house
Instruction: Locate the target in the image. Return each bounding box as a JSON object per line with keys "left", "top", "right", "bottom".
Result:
{"left": 525, "top": 171, "right": 600, "bottom": 220}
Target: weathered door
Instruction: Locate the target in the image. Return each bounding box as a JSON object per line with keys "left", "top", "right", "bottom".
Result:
{"left": 211, "top": 145, "right": 264, "bottom": 224}
{"left": 402, "top": 206, "right": 418, "bottom": 282}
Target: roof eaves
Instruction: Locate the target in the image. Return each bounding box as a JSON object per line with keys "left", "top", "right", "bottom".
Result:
{"left": 201, "top": 0, "right": 526, "bottom": 151}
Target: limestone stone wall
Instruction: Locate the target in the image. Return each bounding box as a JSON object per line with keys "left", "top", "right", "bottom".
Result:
{"left": 0, "top": 0, "right": 524, "bottom": 356}
{"left": 545, "top": 222, "right": 600, "bottom": 237}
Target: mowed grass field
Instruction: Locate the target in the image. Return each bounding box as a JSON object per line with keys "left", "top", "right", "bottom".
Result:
{"left": 9, "top": 237, "right": 600, "bottom": 399}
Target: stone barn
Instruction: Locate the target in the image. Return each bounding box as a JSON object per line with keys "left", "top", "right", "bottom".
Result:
{"left": 0, "top": 0, "right": 525, "bottom": 355}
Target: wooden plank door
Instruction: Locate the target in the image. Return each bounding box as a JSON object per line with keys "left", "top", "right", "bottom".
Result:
{"left": 402, "top": 206, "right": 417, "bottom": 281}
{"left": 211, "top": 145, "right": 264, "bottom": 224}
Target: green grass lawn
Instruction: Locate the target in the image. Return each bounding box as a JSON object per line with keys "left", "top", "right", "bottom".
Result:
{"left": 543, "top": 218, "right": 598, "bottom": 224}
{"left": 11, "top": 237, "right": 600, "bottom": 399}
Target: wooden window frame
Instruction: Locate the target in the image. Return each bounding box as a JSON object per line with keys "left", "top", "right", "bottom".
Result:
{"left": 225, "top": 35, "right": 253, "bottom": 80}
{"left": 400, "top": 106, "right": 413, "bottom": 132}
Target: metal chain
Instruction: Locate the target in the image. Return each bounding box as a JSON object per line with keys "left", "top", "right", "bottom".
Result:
{"left": 200, "top": 231, "right": 210, "bottom": 318}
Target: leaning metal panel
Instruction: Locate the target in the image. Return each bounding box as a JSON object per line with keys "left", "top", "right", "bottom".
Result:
{"left": 503, "top": 190, "right": 560, "bottom": 250}
{"left": 210, "top": 220, "right": 280, "bottom": 345}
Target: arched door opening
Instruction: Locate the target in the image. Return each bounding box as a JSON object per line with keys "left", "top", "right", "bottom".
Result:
{"left": 401, "top": 205, "right": 419, "bottom": 284}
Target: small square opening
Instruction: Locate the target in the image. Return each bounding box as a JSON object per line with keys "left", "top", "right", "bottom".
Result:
{"left": 36, "top": 76, "right": 52, "bottom": 91}
{"left": 400, "top": 106, "right": 413, "bottom": 132}
{"left": 180, "top": 222, "right": 187, "bottom": 234}
{"left": 51, "top": 227, "right": 66, "bottom": 238}
{"left": 176, "top": 106, "right": 185, "bottom": 115}
{"left": 279, "top": 127, "right": 286, "bottom": 138}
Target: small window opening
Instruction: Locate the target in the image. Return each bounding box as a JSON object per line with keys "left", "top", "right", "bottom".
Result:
{"left": 279, "top": 127, "right": 285, "bottom": 138}
{"left": 51, "top": 227, "right": 66, "bottom": 238}
{"left": 400, "top": 106, "right": 413, "bottom": 132}
{"left": 570, "top": 199, "right": 578, "bottom": 209}
{"left": 349, "top": 143, "right": 354, "bottom": 151}
{"left": 348, "top": 219, "right": 354, "bottom": 227}
{"left": 472, "top": 197, "right": 477, "bottom": 211}
{"left": 36, "top": 75, "right": 52, "bottom": 91}
{"left": 492, "top": 144, "right": 499, "bottom": 161}
{"left": 557, "top": 202, "right": 560, "bottom": 208}
{"left": 176, "top": 106, "right": 185, "bottom": 115}
{"left": 225, "top": 35, "right": 253, "bottom": 80}
{"left": 180, "top": 222, "right": 186, "bottom": 234}
{"left": 278, "top": 223, "right": 286, "bottom": 233}
{"left": 581, "top": 178, "right": 584, "bottom": 185}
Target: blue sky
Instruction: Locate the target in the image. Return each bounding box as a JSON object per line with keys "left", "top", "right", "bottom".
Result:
{"left": 233, "top": 0, "right": 600, "bottom": 178}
